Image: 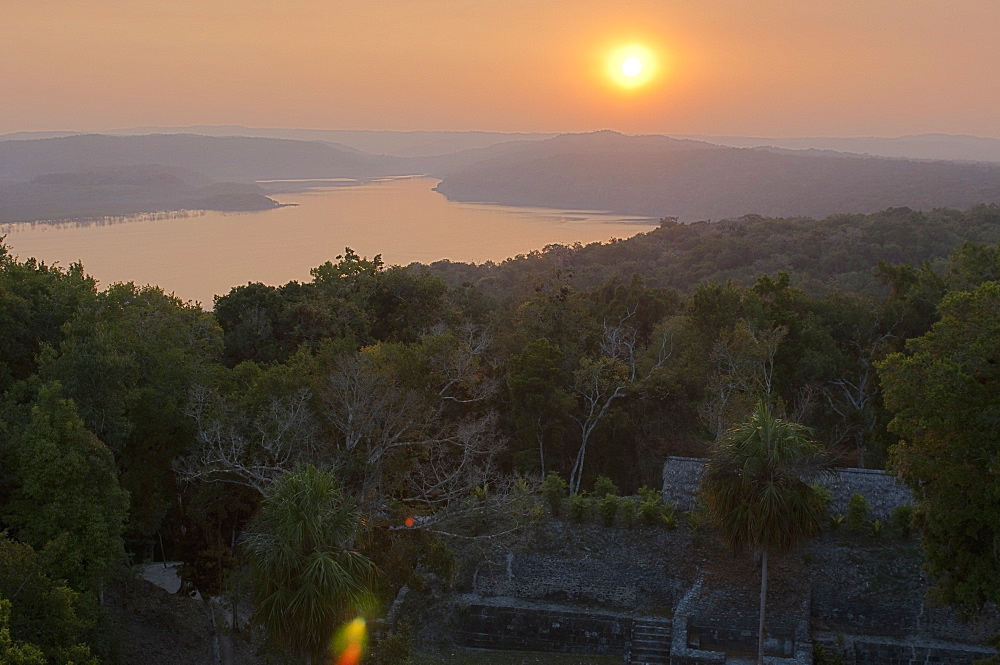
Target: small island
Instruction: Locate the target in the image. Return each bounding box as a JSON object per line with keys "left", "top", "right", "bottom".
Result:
{"left": 0, "top": 164, "right": 284, "bottom": 223}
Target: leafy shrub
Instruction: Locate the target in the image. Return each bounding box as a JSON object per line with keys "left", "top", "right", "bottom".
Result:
{"left": 660, "top": 511, "right": 678, "bottom": 529}
{"left": 637, "top": 485, "right": 661, "bottom": 503}
{"left": 686, "top": 506, "right": 708, "bottom": 532}
{"left": 829, "top": 515, "right": 845, "bottom": 529}
{"left": 638, "top": 497, "right": 663, "bottom": 524}
{"left": 812, "top": 642, "right": 845, "bottom": 665}
{"left": 846, "top": 493, "right": 872, "bottom": 531}
{"left": 871, "top": 519, "right": 884, "bottom": 537}
{"left": 598, "top": 494, "right": 621, "bottom": 526}
{"left": 542, "top": 472, "right": 568, "bottom": 515}
{"left": 619, "top": 498, "right": 637, "bottom": 528}
{"left": 421, "top": 538, "right": 457, "bottom": 587}
{"left": 593, "top": 475, "right": 619, "bottom": 498}
{"left": 368, "top": 623, "right": 413, "bottom": 665}
{"left": 810, "top": 483, "right": 833, "bottom": 516}
{"left": 568, "top": 493, "right": 593, "bottom": 522}
{"left": 891, "top": 504, "right": 914, "bottom": 537}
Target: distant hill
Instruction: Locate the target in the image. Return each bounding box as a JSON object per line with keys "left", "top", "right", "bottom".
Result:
{"left": 434, "top": 131, "right": 1000, "bottom": 221}
{"left": 425, "top": 204, "right": 1000, "bottom": 299}
{"left": 9, "top": 127, "right": 1000, "bottom": 163}
{"left": 8, "top": 129, "right": 1000, "bottom": 223}
{"left": 0, "top": 133, "right": 394, "bottom": 183}
{"left": 672, "top": 133, "right": 1000, "bottom": 163}
{"left": 0, "top": 126, "right": 558, "bottom": 158}
{"left": 0, "top": 164, "right": 281, "bottom": 222}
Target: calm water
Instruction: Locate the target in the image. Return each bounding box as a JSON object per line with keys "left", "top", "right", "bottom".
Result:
{"left": 0, "top": 177, "right": 656, "bottom": 306}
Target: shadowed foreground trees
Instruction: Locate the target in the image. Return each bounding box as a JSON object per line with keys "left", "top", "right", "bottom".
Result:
{"left": 244, "top": 466, "right": 376, "bottom": 665}
{"left": 701, "top": 404, "right": 825, "bottom": 665}
{"left": 879, "top": 281, "right": 1000, "bottom": 613}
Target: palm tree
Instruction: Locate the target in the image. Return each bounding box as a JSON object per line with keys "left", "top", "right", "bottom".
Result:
{"left": 244, "top": 465, "right": 377, "bottom": 665}
{"left": 701, "top": 403, "right": 826, "bottom": 665}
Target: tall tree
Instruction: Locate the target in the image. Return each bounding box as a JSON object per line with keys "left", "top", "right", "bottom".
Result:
{"left": 3, "top": 383, "right": 128, "bottom": 592}
{"left": 243, "top": 466, "right": 376, "bottom": 665}
{"left": 0, "top": 600, "right": 46, "bottom": 665}
{"left": 879, "top": 281, "right": 1000, "bottom": 612}
{"left": 39, "top": 282, "right": 222, "bottom": 542}
{"left": 701, "top": 404, "right": 825, "bottom": 665}
{"left": 508, "top": 337, "right": 573, "bottom": 474}
{"left": 0, "top": 244, "right": 97, "bottom": 393}
{"left": 0, "top": 534, "right": 101, "bottom": 665}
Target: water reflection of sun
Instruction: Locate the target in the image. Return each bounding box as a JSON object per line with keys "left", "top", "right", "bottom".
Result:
{"left": 607, "top": 43, "right": 659, "bottom": 90}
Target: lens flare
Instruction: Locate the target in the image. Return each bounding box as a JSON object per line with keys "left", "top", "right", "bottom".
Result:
{"left": 330, "top": 617, "right": 367, "bottom": 665}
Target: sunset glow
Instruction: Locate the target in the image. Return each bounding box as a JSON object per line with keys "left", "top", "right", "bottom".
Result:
{"left": 4, "top": 2, "right": 1000, "bottom": 143}
{"left": 607, "top": 43, "right": 659, "bottom": 90}
{"left": 622, "top": 57, "right": 643, "bottom": 78}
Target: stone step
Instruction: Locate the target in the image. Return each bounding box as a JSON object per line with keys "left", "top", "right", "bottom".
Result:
{"left": 634, "top": 630, "right": 669, "bottom": 639}
{"left": 630, "top": 617, "right": 671, "bottom": 665}
{"left": 632, "top": 651, "right": 670, "bottom": 663}
{"left": 631, "top": 657, "right": 669, "bottom": 665}
{"left": 632, "top": 643, "right": 670, "bottom": 651}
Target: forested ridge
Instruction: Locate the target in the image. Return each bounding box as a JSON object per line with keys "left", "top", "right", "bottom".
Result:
{"left": 1, "top": 203, "right": 999, "bottom": 663}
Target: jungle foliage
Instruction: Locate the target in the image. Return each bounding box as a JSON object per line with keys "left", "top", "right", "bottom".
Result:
{"left": 0, "top": 204, "right": 998, "bottom": 662}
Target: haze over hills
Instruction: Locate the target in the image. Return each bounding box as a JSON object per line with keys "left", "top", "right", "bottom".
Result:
{"left": 0, "top": 127, "right": 558, "bottom": 159}
{"left": 6, "top": 129, "right": 1000, "bottom": 223}
{"left": 0, "top": 133, "right": 391, "bottom": 183}
{"left": 0, "top": 164, "right": 281, "bottom": 222}
{"left": 434, "top": 131, "right": 1000, "bottom": 221}
{"left": 671, "top": 133, "right": 1000, "bottom": 164}
{"left": 8, "top": 126, "right": 1000, "bottom": 162}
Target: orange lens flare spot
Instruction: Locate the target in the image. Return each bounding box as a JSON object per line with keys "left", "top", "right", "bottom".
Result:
{"left": 330, "top": 617, "right": 367, "bottom": 665}
{"left": 404, "top": 516, "right": 415, "bottom": 527}
{"left": 336, "top": 642, "right": 362, "bottom": 665}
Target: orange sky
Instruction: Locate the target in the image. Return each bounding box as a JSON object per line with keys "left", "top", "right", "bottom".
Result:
{"left": 3, "top": 0, "right": 1000, "bottom": 137}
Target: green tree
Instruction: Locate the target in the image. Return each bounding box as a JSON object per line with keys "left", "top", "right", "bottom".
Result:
{"left": 701, "top": 404, "right": 825, "bottom": 665}
{"left": 39, "top": 282, "right": 222, "bottom": 543}
{"left": 0, "top": 599, "right": 46, "bottom": 665}
{"left": 878, "top": 281, "right": 1000, "bottom": 612}
{"left": 0, "top": 244, "right": 97, "bottom": 394}
{"left": 508, "top": 338, "right": 573, "bottom": 474}
{"left": 244, "top": 466, "right": 376, "bottom": 665}
{"left": 0, "top": 535, "right": 100, "bottom": 665}
{"left": 3, "top": 384, "right": 128, "bottom": 592}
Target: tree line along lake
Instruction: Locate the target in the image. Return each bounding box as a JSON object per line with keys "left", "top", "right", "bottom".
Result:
{"left": 0, "top": 176, "right": 656, "bottom": 306}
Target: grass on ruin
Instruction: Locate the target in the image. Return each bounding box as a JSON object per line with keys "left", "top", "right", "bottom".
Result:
{"left": 412, "top": 648, "right": 623, "bottom": 665}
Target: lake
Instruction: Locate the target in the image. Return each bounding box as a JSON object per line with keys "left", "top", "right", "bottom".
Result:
{"left": 0, "top": 176, "right": 657, "bottom": 306}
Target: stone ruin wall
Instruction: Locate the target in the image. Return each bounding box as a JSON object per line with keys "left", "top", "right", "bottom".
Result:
{"left": 662, "top": 456, "right": 915, "bottom": 520}
{"left": 429, "top": 458, "right": 998, "bottom": 665}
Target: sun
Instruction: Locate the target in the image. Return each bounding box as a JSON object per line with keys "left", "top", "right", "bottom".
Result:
{"left": 622, "top": 57, "right": 643, "bottom": 78}
{"left": 607, "top": 43, "right": 659, "bottom": 90}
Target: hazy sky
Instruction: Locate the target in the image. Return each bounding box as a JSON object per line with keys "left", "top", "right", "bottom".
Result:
{"left": 3, "top": 0, "right": 1000, "bottom": 137}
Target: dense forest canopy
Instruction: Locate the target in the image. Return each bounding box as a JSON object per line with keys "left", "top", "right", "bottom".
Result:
{"left": 1, "top": 203, "right": 998, "bottom": 662}
{"left": 426, "top": 204, "right": 1000, "bottom": 297}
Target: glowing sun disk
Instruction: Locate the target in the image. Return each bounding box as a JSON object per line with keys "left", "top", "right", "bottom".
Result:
{"left": 622, "top": 57, "right": 642, "bottom": 77}
{"left": 606, "top": 43, "right": 659, "bottom": 90}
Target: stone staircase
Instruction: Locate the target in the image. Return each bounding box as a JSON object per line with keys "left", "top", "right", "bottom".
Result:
{"left": 630, "top": 617, "right": 672, "bottom": 665}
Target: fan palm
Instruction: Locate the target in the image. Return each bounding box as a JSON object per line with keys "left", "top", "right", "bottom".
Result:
{"left": 244, "top": 465, "right": 376, "bottom": 665}
{"left": 701, "top": 403, "right": 826, "bottom": 665}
